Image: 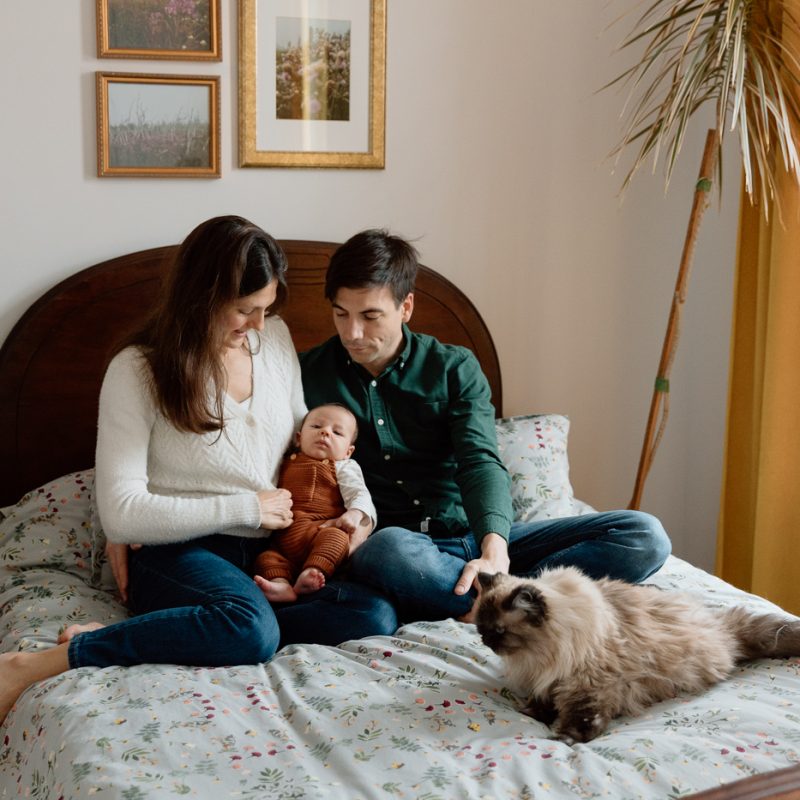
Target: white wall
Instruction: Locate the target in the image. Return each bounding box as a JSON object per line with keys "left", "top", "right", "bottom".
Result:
{"left": 0, "top": 1, "right": 738, "bottom": 570}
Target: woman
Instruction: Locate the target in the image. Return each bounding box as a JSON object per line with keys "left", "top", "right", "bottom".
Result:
{"left": 0, "top": 216, "right": 397, "bottom": 725}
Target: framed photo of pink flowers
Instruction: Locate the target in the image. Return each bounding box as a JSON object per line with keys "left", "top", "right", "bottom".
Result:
{"left": 96, "top": 0, "right": 221, "bottom": 61}
{"left": 96, "top": 72, "right": 221, "bottom": 178}
{"left": 239, "top": 0, "right": 386, "bottom": 168}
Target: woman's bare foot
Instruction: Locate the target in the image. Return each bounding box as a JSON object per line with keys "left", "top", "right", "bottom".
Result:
{"left": 0, "top": 652, "right": 27, "bottom": 725}
{"left": 0, "top": 645, "right": 71, "bottom": 726}
{"left": 254, "top": 575, "right": 298, "bottom": 602}
{"left": 58, "top": 621, "right": 105, "bottom": 644}
{"left": 294, "top": 568, "right": 325, "bottom": 595}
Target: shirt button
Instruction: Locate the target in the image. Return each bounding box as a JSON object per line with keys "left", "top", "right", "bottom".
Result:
{"left": 396, "top": 480, "right": 403, "bottom": 485}
{"left": 246, "top": 416, "right": 256, "bottom": 427}
{"left": 371, "top": 380, "right": 377, "bottom": 387}
{"left": 384, "top": 454, "right": 391, "bottom": 461}
{"left": 413, "top": 499, "right": 420, "bottom": 505}
{"left": 377, "top": 419, "right": 385, "bottom": 426}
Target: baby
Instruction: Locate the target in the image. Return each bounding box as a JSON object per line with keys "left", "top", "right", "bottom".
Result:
{"left": 254, "top": 403, "right": 375, "bottom": 602}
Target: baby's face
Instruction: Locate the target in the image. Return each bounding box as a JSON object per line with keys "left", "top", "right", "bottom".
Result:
{"left": 298, "top": 406, "right": 357, "bottom": 461}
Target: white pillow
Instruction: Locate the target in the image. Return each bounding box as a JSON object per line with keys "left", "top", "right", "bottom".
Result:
{"left": 495, "top": 413, "right": 595, "bottom": 521}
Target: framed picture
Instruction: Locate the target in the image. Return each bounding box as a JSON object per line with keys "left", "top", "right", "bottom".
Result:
{"left": 96, "top": 0, "right": 221, "bottom": 61}
{"left": 96, "top": 72, "right": 221, "bottom": 178}
{"left": 239, "top": 0, "right": 386, "bottom": 168}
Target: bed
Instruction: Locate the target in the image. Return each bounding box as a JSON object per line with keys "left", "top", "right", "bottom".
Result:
{"left": 1, "top": 241, "right": 800, "bottom": 800}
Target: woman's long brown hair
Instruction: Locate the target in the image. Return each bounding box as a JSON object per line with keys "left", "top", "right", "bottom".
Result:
{"left": 126, "top": 215, "right": 288, "bottom": 433}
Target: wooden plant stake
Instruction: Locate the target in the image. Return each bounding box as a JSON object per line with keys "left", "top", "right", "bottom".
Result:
{"left": 629, "top": 128, "right": 720, "bottom": 510}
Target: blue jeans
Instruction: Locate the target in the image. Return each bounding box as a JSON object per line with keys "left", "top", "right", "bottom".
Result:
{"left": 68, "top": 534, "right": 398, "bottom": 669}
{"left": 348, "top": 511, "right": 671, "bottom": 622}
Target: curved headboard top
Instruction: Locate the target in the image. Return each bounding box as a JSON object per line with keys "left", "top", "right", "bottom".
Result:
{"left": 0, "top": 240, "right": 502, "bottom": 507}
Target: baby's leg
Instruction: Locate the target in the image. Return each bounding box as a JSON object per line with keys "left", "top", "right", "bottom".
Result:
{"left": 254, "top": 575, "right": 298, "bottom": 603}
{"left": 302, "top": 526, "right": 350, "bottom": 589}
{"left": 293, "top": 567, "right": 326, "bottom": 595}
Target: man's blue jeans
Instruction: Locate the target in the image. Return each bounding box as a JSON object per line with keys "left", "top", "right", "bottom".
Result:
{"left": 68, "top": 534, "right": 398, "bottom": 670}
{"left": 348, "top": 510, "right": 671, "bottom": 622}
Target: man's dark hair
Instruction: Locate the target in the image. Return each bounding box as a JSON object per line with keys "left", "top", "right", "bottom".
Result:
{"left": 325, "top": 229, "right": 419, "bottom": 305}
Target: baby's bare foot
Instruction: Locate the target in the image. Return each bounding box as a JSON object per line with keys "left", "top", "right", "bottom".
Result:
{"left": 58, "top": 621, "right": 105, "bottom": 644}
{"left": 254, "top": 575, "right": 298, "bottom": 602}
{"left": 294, "top": 568, "right": 325, "bottom": 595}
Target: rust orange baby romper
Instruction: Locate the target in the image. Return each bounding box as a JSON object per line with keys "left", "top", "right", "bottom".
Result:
{"left": 254, "top": 453, "right": 351, "bottom": 581}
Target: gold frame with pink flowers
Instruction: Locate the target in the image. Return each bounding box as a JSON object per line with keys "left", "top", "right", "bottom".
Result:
{"left": 239, "top": 0, "right": 385, "bottom": 168}
{"left": 96, "top": 0, "right": 221, "bottom": 61}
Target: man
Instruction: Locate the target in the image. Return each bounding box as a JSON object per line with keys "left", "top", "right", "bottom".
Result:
{"left": 300, "top": 230, "right": 671, "bottom": 623}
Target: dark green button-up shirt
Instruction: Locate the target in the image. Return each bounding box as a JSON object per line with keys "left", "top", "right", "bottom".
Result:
{"left": 299, "top": 325, "right": 512, "bottom": 545}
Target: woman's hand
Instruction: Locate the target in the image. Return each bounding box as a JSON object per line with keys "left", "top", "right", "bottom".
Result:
{"left": 258, "top": 488, "right": 293, "bottom": 529}
{"left": 105, "top": 541, "right": 142, "bottom": 604}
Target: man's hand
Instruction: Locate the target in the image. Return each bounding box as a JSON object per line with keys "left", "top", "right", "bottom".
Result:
{"left": 327, "top": 508, "right": 366, "bottom": 534}
{"left": 105, "top": 541, "right": 142, "bottom": 604}
{"left": 319, "top": 510, "right": 374, "bottom": 556}
{"left": 454, "top": 532, "right": 510, "bottom": 596}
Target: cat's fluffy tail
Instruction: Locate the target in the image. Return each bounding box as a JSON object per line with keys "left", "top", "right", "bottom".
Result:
{"left": 724, "top": 607, "right": 800, "bottom": 661}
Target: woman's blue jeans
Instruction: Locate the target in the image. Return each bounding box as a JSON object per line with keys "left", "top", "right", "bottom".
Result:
{"left": 68, "top": 534, "right": 398, "bottom": 669}
{"left": 348, "top": 510, "right": 671, "bottom": 622}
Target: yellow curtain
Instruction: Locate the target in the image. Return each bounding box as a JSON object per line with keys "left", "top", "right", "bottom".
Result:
{"left": 716, "top": 143, "right": 800, "bottom": 612}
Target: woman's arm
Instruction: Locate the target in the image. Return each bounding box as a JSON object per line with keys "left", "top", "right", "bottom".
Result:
{"left": 285, "top": 323, "right": 308, "bottom": 429}
{"left": 95, "top": 349, "right": 261, "bottom": 544}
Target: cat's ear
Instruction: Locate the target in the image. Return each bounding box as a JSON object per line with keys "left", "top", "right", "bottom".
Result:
{"left": 511, "top": 586, "right": 547, "bottom": 622}
{"left": 478, "top": 571, "right": 504, "bottom": 591}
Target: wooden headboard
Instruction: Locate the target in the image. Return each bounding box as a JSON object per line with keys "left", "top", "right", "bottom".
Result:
{"left": 0, "top": 240, "right": 502, "bottom": 508}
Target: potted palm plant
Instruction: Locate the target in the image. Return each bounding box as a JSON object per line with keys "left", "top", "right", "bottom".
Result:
{"left": 608, "top": 0, "right": 800, "bottom": 509}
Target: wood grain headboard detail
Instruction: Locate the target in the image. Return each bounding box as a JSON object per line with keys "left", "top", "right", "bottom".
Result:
{"left": 0, "top": 241, "right": 501, "bottom": 507}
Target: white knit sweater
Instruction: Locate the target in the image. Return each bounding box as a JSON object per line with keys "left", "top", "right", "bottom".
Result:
{"left": 95, "top": 318, "right": 306, "bottom": 544}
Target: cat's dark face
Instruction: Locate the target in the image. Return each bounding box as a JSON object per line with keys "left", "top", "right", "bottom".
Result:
{"left": 475, "top": 572, "right": 548, "bottom": 655}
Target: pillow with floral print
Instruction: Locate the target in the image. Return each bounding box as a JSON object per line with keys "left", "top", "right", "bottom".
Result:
{"left": 0, "top": 469, "right": 105, "bottom": 586}
{"left": 0, "top": 469, "right": 126, "bottom": 652}
{"left": 495, "top": 414, "right": 595, "bottom": 521}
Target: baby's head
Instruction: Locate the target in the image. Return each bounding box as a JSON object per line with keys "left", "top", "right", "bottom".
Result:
{"left": 296, "top": 404, "right": 358, "bottom": 461}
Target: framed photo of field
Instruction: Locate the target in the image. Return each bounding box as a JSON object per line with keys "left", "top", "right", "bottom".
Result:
{"left": 96, "top": 73, "right": 221, "bottom": 178}
{"left": 239, "top": 0, "right": 386, "bottom": 168}
{"left": 96, "top": 0, "right": 221, "bottom": 61}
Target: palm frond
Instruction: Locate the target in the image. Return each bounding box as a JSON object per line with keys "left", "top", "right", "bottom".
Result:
{"left": 608, "top": 0, "right": 800, "bottom": 211}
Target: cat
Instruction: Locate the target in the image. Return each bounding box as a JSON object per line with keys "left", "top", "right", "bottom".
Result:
{"left": 474, "top": 566, "right": 800, "bottom": 744}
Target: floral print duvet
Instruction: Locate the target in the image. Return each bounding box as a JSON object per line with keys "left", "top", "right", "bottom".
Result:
{"left": 1, "top": 471, "right": 799, "bottom": 799}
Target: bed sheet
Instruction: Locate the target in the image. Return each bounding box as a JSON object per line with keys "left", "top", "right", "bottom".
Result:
{"left": 2, "top": 471, "right": 799, "bottom": 799}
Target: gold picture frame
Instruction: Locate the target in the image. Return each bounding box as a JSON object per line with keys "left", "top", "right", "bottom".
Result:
{"left": 96, "top": 72, "right": 221, "bottom": 178}
{"left": 239, "top": 0, "right": 386, "bottom": 168}
{"left": 96, "top": 0, "right": 222, "bottom": 61}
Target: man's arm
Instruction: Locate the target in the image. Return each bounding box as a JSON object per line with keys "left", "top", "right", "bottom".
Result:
{"left": 447, "top": 351, "right": 513, "bottom": 547}
{"left": 446, "top": 351, "right": 514, "bottom": 595}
